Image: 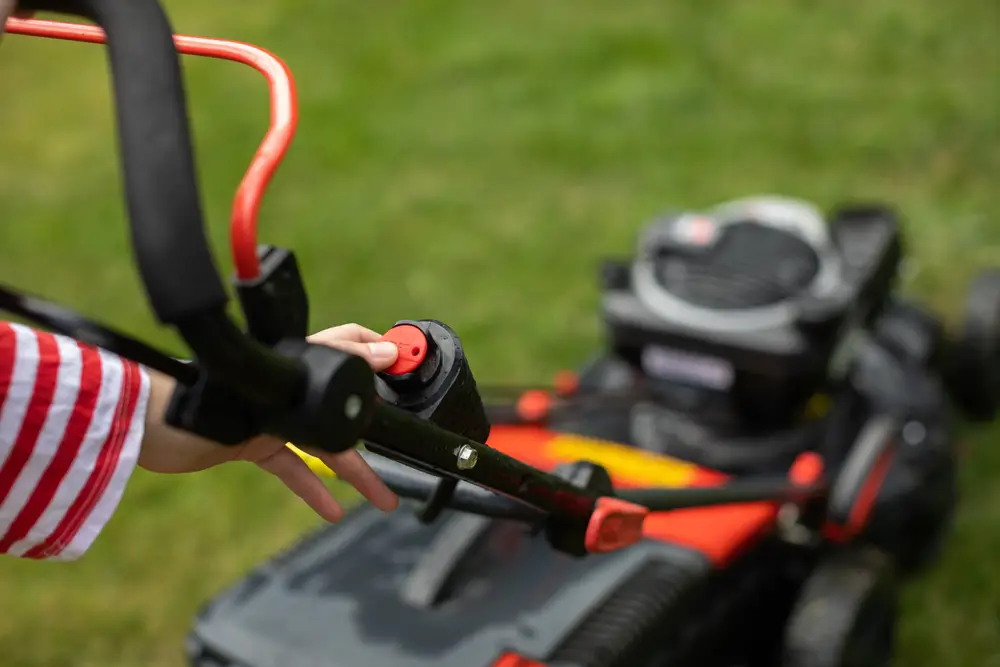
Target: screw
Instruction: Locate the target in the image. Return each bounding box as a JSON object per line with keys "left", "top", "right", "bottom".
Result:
{"left": 344, "top": 394, "right": 363, "bottom": 419}
{"left": 456, "top": 445, "right": 478, "bottom": 470}
{"left": 777, "top": 503, "right": 812, "bottom": 546}
{"left": 902, "top": 421, "right": 926, "bottom": 446}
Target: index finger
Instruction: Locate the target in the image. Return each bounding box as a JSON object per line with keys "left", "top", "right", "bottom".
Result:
{"left": 308, "top": 323, "right": 385, "bottom": 345}
{"left": 314, "top": 447, "right": 398, "bottom": 512}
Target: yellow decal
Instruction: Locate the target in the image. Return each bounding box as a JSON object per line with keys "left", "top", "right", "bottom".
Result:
{"left": 287, "top": 444, "right": 337, "bottom": 478}
{"left": 547, "top": 435, "right": 698, "bottom": 487}
{"left": 804, "top": 393, "right": 831, "bottom": 419}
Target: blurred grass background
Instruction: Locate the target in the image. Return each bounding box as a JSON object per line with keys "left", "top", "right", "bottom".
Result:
{"left": 0, "top": 1, "right": 998, "bottom": 665}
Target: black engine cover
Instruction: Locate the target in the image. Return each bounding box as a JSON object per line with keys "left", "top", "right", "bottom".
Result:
{"left": 602, "top": 197, "right": 902, "bottom": 429}
{"left": 188, "top": 505, "right": 710, "bottom": 667}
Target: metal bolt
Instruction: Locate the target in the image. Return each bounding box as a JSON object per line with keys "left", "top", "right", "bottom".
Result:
{"left": 456, "top": 445, "right": 478, "bottom": 470}
{"left": 776, "top": 503, "right": 813, "bottom": 546}
{"left": 344, "top": 394, "right": 363, "bottom": 419}
{"left": 902, "top": 421, "right": 926, "bottom": 446}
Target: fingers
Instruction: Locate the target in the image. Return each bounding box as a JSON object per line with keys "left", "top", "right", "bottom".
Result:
{"left": 256, "top": 447, "right": 345, "bottom": 522}
{"left": 304, "top": 322, "right": 400, "bottom": 511}
{"left": 309, "top": 323, "right": 383, "bottom": 344}
{"left": 315, "top": 448, "right": 399, "bottom": 512}
{"left": 308, "top": 323, "right": 399, "bottom": 372}
{"left": 319, "top": 339, "right": 399, "bottom": 372}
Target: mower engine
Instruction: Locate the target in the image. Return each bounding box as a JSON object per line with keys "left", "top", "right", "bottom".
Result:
{"left": 556, "top": 195, "right": 998, "bottom": 569}
{"left": 601, "top": 196, "right": 901, "bottom": 431}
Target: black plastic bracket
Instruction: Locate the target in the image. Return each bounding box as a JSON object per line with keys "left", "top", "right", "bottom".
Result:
{"left": 164, "top": 369, "right": 262, "bottom": 445}
{"left": 544, "top": 461, "right": 615, "bottom": 557}
{"left": 263, "top": 339, "right": 377, "bottom": 453}
{"left": 415, "top": 478, "right": 459, "bottom": 524}
{"left": 234, "top": 245, "right": 310, "bottom": 346}
{"left": 376, "top": 319, "right": 491, "bottom": 443}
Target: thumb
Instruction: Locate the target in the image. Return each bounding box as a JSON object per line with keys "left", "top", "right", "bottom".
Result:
{"left": 311, "top": 338, "right": 399, "bottom": 371}
{"left": 365, "top": 341, "right": 400, "bottom": 371}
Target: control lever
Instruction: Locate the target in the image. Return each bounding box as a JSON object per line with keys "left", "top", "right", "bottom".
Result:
{"left": 375, "top": 320, "right": 490, "bottom": 523}
{"left": 375, "top": 320, "right": 491, "bottom": 443}
{"left": 360, "top": 320, "right": 648, "bottom": 551}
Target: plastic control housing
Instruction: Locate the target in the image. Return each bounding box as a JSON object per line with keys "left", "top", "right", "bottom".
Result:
{"left": 375, "top": 320, "right": 491, "bottom": 444}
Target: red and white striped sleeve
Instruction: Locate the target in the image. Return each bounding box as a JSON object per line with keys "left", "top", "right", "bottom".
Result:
{"left": 0, "top": 321, "right": 150, "bottom": 561}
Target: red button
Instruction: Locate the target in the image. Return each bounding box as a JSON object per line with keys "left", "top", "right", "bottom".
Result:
{"left": 379, "top": 325, "right": 428, "bottom": 376}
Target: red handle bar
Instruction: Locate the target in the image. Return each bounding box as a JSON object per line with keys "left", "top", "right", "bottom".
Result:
{"left": 5, "top": 16, "right": 293, "bottom": 281}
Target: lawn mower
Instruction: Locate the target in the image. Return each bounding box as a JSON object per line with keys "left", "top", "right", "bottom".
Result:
{"left": 4, "top": 4, "right": 1000, "bottom": 667}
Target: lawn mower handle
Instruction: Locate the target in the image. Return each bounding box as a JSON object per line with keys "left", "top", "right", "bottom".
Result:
{"left": 7, "top": 1, "right": 832, "bottom": 556}
{"left": 350, "top": 447, "right": 828, "bottom": 518}
{"left": 18, "top": 0, "right": 307, "bottom": 407}
{"left": 10, "top": 0, "right": 628, "bottom": 546}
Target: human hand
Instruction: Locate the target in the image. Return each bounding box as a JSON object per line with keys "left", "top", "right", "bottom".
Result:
{"left": 0, "top": 1, "right": 17, "bottom": 37}
{"left": 140, "top": 324, "right": 401, "bottom": 521}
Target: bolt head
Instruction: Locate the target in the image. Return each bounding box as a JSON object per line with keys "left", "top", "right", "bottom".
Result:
{"left": 902, "top": 421, "right": 926, "bottom": 446}
{"left": 456, "top": 445, "right": 478, "bottom": 470}
{"left": 344, "top": 394, "right": 363, "bottom": 419}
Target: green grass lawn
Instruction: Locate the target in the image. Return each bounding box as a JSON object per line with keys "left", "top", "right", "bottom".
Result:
{"left": 1, "top": 1, "right": 998, "bottom": 665}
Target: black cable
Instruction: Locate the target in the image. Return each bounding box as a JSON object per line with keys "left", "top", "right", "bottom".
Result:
{"left": 0, "top": 282, "right": 198, "bottom": 384}
{"left": 618, "top": 478, "right": 827, "bottom": 511}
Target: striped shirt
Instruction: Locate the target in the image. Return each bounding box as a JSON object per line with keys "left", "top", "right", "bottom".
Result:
{"left": 0, "top": 322, "right": 149, "bottom": 560}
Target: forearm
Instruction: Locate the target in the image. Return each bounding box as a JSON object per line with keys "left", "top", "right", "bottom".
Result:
{"left": 0, "top": 0, "right": 16, "bottom": 39}
{"left": 139, "top": 367, "right": 278, "bottom": 473}
{"left": 1, "top": 320, "right": 398, "bottom": 562}
{"left": 0, "top": 323, "right": 149, "bottom": 560}
{"left": 0, "top": 324, "right": 261, "bottom": 560}
{"left": 140, "top": 368, "right": 209, "bottom": 472}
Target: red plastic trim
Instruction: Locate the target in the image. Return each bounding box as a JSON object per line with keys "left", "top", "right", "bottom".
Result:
{"left": 5, "top": 17, "right": 297, "bottom": 282}
{"left": 844, "top": 446, "right": 895, "bottom": 538}
{"left": 585, "top": 496, "right": 649, "bottom": 553}
{"left": 788, "top": 451, "right": 824, "bottom": 487}
{"left": 823, "top": 445, "right": 896, "bottom": 543}
{"left": 492, "top": 652, "right": 546, "bottom": 667}
{"left": 516, "top": 390, "right": 552, "bottom": 423}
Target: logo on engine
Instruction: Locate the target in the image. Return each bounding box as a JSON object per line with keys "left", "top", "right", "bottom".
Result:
{"left": 673, "top": 214, "right": 720, "bottom": 246}
{"left": 641, "top": 344, "right": 735, "bottom": 390}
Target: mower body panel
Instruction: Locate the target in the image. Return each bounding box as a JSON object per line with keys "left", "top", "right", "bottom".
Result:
{"left": 188, "top": 424, "right": 811, "bottom": 667}
{"left": 189, "top": 373, "right": 957, "bottom": 667}
{"left": 187, "top": 502, "right": 811, "bottom": 667}
{"left": 187, "top": 505, "right": 714, "bottom": 667}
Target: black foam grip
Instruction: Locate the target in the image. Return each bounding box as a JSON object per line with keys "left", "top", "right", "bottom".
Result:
{"left": 21, "top": 0, "right": 229, "bottom": 323}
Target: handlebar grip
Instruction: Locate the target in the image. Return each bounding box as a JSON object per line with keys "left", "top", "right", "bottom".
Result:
{"left": 20, "top": 0, "right": 228, "bottom": 324}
